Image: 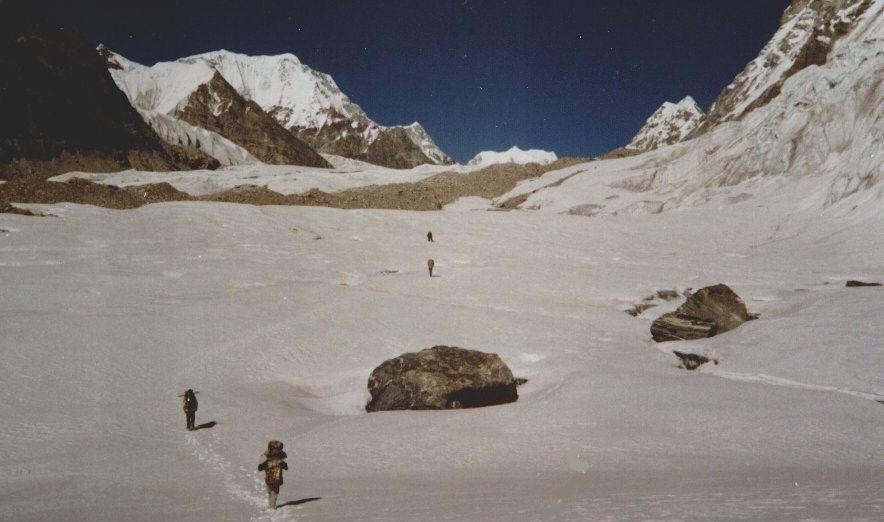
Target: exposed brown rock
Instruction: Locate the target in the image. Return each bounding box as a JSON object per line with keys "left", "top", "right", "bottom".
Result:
{"left": 656, "top": 290, "right": 680, "bottom": 301}
{"left": 0, "top": 178, "right": 191, "bottom": 210}
{"left": 597, "top": 147, "right": 643, "bottom": 160}
{"left": 366, "top": 346, "right": 519, "bottom": 412}
{"left": 357, "top": 127, "right": 433, "bottom": 169}
{"left": 673, "top": 351, "right": 718, "bottom": 370}
{"left": 845, "top": 280, "right": 882, "bottom": 287}
{"left": 176, "top": 72, "right": 331, "bottom": 168}
{"left": 651, "top": 284, "right": 756, "bottom": 342}
{"left": 625, "top": 303, "right": 658, "bottom": 317}
{"left": 1, "top": 203, "right": 37, "bottom": 216}
{"left": 289, "top": 109, "right": 373, "bottom": 159}
{"left": 162, "top": 143, "right": 221, "bottom": 170}
{"left": 0, "top": 158, "right": 588, "bottom": 212}
{"left": 0, "top": 3, "right": 187, "bottom": 180}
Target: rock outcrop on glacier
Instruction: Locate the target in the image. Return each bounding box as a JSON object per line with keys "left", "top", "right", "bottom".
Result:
{"left": 107, "top": 49, "right": 452, "bottom": 169}
{"left": 366, "top": 346, "right": 519, "bottom": 411}
{"left": 0, "top": 5, "right": 194, "bottom": 180}
{"left": 626, "top": 97, "right": 705, "bottom": 152}
{"left": 651, "top": 284, "right": 756, "bottom": 343}
{"left": 468, "top": 146, "right": 558, "bottom": 167}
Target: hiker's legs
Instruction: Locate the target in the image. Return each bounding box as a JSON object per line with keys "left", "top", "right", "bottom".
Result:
{"left": 186, "top": 411, "right": 195, "bottom": 430}
{"left": 267, "top": 485, "right": 279, "bottom": 509}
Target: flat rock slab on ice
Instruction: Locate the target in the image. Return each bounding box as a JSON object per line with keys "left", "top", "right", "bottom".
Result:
{"left": 366, "top": 346, "right": 519, "bottom": 412}
{"left": 651, "top": 284, "right": 756, "bottom": 342}
{"left": 845, "top": 280, "right": 881, "bottom": 287}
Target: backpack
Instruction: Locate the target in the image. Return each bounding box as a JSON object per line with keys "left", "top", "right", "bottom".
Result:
{"left": 265, "top": 464, "right": 283, "bottom": 486}
{"left": 183, "top": 392, "right": 197, "bottom": 412}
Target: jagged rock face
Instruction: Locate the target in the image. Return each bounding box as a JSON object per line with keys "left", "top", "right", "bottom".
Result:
{"left": 700, "top": 0, "right": 874, "bottom": 131}
{"left": 175, "top": 51, "right": 454, "bottom": 168}
{"left": 651, "top": 284, "right": 755, "bottom": 342}
{"left": 163, "top": 142, "right": 220, "bottom": 170}
{"left": 627, "top": 97, "right": 705, "bottom": 152}
{"left": 175, "top": 72, "right": 331, "bottom": 167}
{"left": 289, "top": 113, "right": 375, "bottom": 159}
{"left": 0, "top": 4, "right": 185, "bottom": 180}
{"left": 366, "top": 346, "right": 519, "bottom": 412}
{"left": 357, "top": 127, "right": 434, "bottom": 169}
{"left": 140, "top": 110, "right": 257, "bottom": 166}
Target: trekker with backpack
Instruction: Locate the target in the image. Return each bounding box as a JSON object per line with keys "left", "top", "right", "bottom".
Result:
{"left": 181, "top": 389, "right": 198, "bottom": 431}
{"left": 258, "top": 440, "right": 288, "bottom": 510}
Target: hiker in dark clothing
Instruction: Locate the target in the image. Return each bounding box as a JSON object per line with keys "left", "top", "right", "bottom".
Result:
{"left": 181, "top": 389, "right": 198, "bottom": 431}
{"left": 258, "top": 440, "right": 288, "bottom": 509}
{"left": 427, "top": 231, "right": 434, "bottom": 242}
{"left": 427, "top": 258, "right": 435, "bottom": 277}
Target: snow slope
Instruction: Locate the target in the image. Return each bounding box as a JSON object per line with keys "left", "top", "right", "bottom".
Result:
{"left": 1, "top": 187, "right": 881, "bottom": 521}
{"left": 1, "top": 3, "right": 882, "bottom": 520}
{"left": 50, "top": 161, "right": 466, "bottom": 197}
{"left": 108, "top": 55, "right": 215, "bottom": 116}
{"left": 468, "top": 146, "right": 558, "bottom": 166}
{"left": 626, "top": 96, "right": 705, "bottom": 151}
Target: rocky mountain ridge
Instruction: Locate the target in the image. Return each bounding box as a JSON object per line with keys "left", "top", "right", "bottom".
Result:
{"left": 509, "top": 0, "right": 882, "bottom": 215}
{"left": 625, "top": 96, "right": 705, "bottom": 152}
{"left": 620, "top": 0, "right": 876, "bottom": 153}
{"left": 103, "top": 48, "right": 330, "bottom": 168}
{"left": 700, "top": 0, "right": 876, "bottom": 131}
{"left": 107, "top": 49, "right": 452, "bottom": 169}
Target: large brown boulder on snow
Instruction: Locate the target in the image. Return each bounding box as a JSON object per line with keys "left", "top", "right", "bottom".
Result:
{"left": 366, "top": 346, "right": 519, "bottom": 412}
{"left": 651, "top": 284, "right": 756, "bottom": 342}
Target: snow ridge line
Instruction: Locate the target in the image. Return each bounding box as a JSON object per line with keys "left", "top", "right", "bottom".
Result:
{"left": 708, "top": 370, "right": 884, "bottom": 403}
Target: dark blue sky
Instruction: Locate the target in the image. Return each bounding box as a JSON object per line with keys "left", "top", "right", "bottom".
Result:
{"left": 44, "top": 0, "right": 790, "bottom": 163}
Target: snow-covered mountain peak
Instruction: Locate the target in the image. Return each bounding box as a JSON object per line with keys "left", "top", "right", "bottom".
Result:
{"left": 106, "top": 52, "right": 217, "bottom": 115}
{"left": 702, "top": 0, "right": 877, "bottom": 129}
{"left": 175, "top": 50, "right": 358, "bottom": 131}
{"left": 188, "top": 48, "right": 302, "bottom": 65}
{"left": 667, "top": 96, "right": 699, "bottom": 111}
{"left": 626, "top": 96, "right": 705, "bottom": 152}
{"left": 170, "top": 50, "right": 452, "bottom": 167}
{"left": 104, "top": 48, "right": 452, "bottom": 168}
{"left": 468, "top": 146, "right": 558, "bottom": 167}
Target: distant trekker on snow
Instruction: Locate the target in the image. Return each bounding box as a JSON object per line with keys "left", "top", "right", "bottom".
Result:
{"left": 181, "top": 389, "right": 198, "bottom": 431}
{"left": 427, "top": 258, "right": 435, "bottom": 277}
{"left": 258, "top": 440, "right": 289, "bottom": 510}
{"left": 427, "top": 231, "right": 434, "bottom": 242}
